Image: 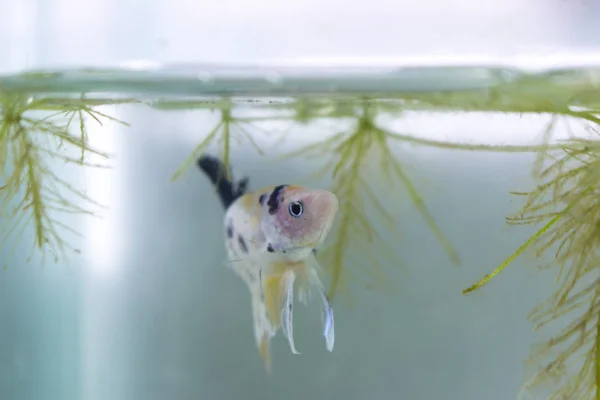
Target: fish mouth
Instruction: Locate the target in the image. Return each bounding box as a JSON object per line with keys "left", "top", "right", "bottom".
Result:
{"left": 309, "top": 211, "right": 337, "bottom": 250}
{"left": 284, "top": 224, "right": 332, "bottom": 255}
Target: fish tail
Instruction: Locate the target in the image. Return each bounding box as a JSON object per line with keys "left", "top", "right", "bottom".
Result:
{"left": 249, "top": 281, "right": 276, "bottom": 373}
{"left": 197, "top": 155, "right": 248, "bottom": 209}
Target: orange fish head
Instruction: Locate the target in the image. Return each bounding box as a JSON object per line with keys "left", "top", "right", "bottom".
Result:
{"left": 260, "top": 185, "right": 339, "bottom": 254}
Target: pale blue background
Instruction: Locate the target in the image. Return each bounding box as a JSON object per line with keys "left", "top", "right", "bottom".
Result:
{"left": 0, "top": 1, "right": 597, "bottom": 399}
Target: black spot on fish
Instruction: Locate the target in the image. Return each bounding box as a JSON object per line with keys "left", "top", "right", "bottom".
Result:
{"left": 238, "top": 235, "right": 248, "bottom": 253}
{"left": 267, "top": 243, "right": 275, "bottom": 253}
{"left": 289, "top": 303, "right": 292, "bottom": 312}
{"left": 226, "top": 220, "right": 234, "bottom": 238}
{"left": 267, "top": 185, "right": 287, "bottom": 215}
{"left": 258, "top": 193, "right": 266, "bottom": 206}
{"left": 312, "top": 248, "right": 317, "bottom": 255}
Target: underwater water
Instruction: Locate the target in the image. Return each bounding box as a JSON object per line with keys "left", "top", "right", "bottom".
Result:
{"left": 1, "top": 62, "right": 599, "bottom": 400}
{"left": 5, "top": 0, "right": 600, "bottom": 399}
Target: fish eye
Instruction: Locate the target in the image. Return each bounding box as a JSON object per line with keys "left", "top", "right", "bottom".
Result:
{"left": 288, "top": 201, "right": 303, "bottom": 218}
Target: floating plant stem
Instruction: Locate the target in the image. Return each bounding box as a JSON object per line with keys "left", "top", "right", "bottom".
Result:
{"left": 462, "top": 214, "right": 561, "bottom": 295}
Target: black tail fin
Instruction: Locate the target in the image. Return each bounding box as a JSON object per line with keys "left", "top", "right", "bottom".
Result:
{"left": 197, "top": 155, "right": 248, "bottom": 209}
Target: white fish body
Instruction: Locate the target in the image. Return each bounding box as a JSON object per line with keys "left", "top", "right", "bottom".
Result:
{"left": 198, "top": 156, "right": 338, "bottom": 371}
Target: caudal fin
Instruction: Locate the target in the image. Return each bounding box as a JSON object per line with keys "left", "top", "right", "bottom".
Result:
{"left": 197, "top": 155, "right": 248, "bottom": 209}
{"left": 249, "top": 281, "right": 277, "bottom": 373}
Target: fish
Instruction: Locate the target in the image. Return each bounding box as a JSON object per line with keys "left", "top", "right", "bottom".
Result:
{"left": 197, "top": 155, "right": 338, "bottom": 372}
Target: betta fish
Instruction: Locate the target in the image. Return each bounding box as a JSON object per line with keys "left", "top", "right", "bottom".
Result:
{"left": 197, "top": 155, "right": 338, "bottom": 372}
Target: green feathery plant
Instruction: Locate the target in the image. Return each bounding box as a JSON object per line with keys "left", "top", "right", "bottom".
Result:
{"left": 0, "top": 94, "right": 126, "bottom": 267}
{"left": 170, "top": 99, "right": 265, "bottom": 182}
{"left": 464, "top": 115, "right": 600, "bottom": 399}
{"left": 282, "top": 100, "right": 461, "bottom": 302}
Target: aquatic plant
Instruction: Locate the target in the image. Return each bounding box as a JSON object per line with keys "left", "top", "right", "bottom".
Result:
{"left": 3, "top": 63, "right": 600, "bottom": 398}
{"left": 5, "top": 88, "right": 600, "bottom": 398}
{"left": 0, "top": 87, "right": 600, "bottom": 399}
{"left": 280, "top": 97, "right": 554, "bottom": 303}
{"left": 463, "top": 115, "right": 600, "bottom": 399}
{"left": 170, "top": 99, "right": 265, "bottom": 182}
{"left": 281, "top": 100, "right": 461, "bottom": 302}
{"left": 0, "top": 95, "right": 126, "bottom": 268}
{"left": 165, "top": 95, "right": 555, "bottom": 305}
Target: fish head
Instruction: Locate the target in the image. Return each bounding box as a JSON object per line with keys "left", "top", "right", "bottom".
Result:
{"left": 260, "top": 185, "right": 339, "bottom": 254}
